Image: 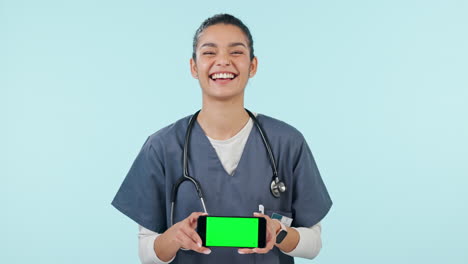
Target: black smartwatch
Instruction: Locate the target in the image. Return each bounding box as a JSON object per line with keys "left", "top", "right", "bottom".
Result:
{"left": 275, "top": 220, "right": 288, "bottom": 244}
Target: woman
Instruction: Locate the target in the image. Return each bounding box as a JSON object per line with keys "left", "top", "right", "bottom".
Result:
{"left": 112, "top": 14, "right": 332, "bottom": 264}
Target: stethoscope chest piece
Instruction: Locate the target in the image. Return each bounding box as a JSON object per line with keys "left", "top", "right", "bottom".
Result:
{"left": 270, "top": 178, "right": 286, "bottom": 198}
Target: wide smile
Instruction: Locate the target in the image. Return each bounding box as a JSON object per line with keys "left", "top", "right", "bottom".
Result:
{"left": 209, "top": 71, "right": 238, "bottom": 84}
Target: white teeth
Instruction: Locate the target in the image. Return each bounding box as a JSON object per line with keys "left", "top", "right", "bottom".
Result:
{"left": 211, "top": 73, "right": 235, "bottom": 79}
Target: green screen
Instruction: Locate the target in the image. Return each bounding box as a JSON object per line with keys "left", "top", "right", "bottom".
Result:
{"left": 206, "top": 217, "right": 258, "bottom": 247}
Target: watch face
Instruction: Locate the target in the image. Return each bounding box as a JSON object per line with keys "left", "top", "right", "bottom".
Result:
{"left": 276, "top": 230, "right": 288, "bottom": 244}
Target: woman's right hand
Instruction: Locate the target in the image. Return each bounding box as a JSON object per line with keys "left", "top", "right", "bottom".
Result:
{"left": 154, "top": 212, "right": 211, "bottom": 261}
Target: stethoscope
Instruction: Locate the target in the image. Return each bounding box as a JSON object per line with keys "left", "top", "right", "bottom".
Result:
{"left": 170, "top": 109, "right": 286, "bottom": 226}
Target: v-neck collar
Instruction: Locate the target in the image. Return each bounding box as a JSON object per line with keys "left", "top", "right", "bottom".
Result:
{"left": 193, "top": 118, "right": 256, "bottom": 177}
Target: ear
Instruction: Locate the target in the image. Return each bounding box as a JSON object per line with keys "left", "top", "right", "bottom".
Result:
{"left": 190, "top": 58, "right": 198, "bottom": 79}
{"left": 248, "top": 56, "right": 258, "bottom": 78}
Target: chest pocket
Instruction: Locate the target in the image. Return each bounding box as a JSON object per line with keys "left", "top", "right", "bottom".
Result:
{"left": 264, "top": 209, "right": 293, "bottom": 224}
{"left": 260, "top": 192, "right": 293, "bottom": 219}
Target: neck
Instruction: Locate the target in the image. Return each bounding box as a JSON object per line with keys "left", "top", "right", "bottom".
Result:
{"left": 197, "top": 94, "right": 250, "bottom": 140}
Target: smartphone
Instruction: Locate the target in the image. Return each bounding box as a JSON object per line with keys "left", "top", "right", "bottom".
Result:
{"left": 197, "top": 216, "right": 266, "bottom": 248}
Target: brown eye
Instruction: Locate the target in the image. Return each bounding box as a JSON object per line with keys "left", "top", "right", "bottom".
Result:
{"left": 231, "top": 51, "right": 243, "bottom": 55}
{"left": 203, "top": 52, "right": 215, "bottom": 55}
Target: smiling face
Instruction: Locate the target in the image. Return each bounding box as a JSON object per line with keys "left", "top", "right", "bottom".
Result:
{"left": 190, "top": 24, "right": 257, "bottom": 101}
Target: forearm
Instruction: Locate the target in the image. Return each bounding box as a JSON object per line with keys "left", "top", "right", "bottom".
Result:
{"left": 138, "top": 225, "right": 176, "bottom": 264}
{"left": 280, "top": 223, "right": 322, "bottom": 259}
{"left": 275, "top": 226, "right": 300, "bottom": 253}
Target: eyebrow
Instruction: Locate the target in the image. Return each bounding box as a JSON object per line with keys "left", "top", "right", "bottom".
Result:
{"left": 228, "top": 42, "right": 247, "bottom": 48}
{"left": 199, "top": 42, "right": 247, "bottom": 49}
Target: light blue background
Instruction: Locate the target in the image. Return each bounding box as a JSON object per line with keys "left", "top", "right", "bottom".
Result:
{"left": 2, "top": 0, "right": 467, "bottom": 263}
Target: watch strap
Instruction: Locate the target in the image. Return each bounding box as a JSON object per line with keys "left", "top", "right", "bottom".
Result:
{"left": 274, "top": 220, "right": 288, "bottom": 244}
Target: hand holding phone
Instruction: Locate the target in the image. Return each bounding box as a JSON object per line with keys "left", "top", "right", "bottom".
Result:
{"left": 197, "top": 215, "right": 267, "bottom": 248}
{"left": 237, "top": 212, "right": 280, "bottom": 255}
{"left": 155, "top": 212, "right": 211, "bottom": 261}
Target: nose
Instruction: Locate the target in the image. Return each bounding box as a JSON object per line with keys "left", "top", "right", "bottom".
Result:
{"left": 216, "top": 53, "right": 231, "bottom": 66}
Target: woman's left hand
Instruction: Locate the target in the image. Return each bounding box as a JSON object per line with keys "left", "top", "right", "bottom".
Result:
{"left": 238, "top": 212, "right": 281, "bottom": 255}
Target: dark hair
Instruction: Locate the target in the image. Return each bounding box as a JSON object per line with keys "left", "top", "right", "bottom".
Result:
{"left": 192, "top": 14, "right": 255, "bottom": 61}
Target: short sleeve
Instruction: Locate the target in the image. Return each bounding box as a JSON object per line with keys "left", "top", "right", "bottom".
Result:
{"left": 291, "top": 135, "right": 332, "bottom": 227}
{"left": 111, "top": 136, "right": 167, "bottom": 233}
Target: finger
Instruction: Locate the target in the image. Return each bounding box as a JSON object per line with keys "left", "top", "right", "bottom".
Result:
{"left": 191, "top": 244, "right": 211, "bottom": 254}
{"left": 238, "top": 248, "right": 255, "bottom": 254}
{"left": 266, "top": 228, "right": 276, "bottom": 248}
{"left": 175, "top": 230, "right": 199, "bottom": 250}
{"left": 258, "top": 229, "right": 275, "bottom": 254}
{"left": 179, "top": 239, "right": 210, "bottom": 254}
{"left": 253, "top": 212, "right": 276, "bottom": 253}
{"left": 177, "top": 232, "right": 211, "bottom": 254}
{"left": 255, "top": 212, "right": 276, "bottom": 243}
{"left": 180, "top": 224, "right": 212, "bottom": 254}
{"left": 182, "top": 225, "right": 204, "bottom": 247}
{"left": 186, "top": 212, "right": 208, "bottom": 224}
{"left": 179, "top": 235, "right": 202, "bottom": 251}
{"left": 189, "top": 211, "right": 208, "bottom": 219}
{"left": 252, "top": 247, "right": 272, "bottom": 254}
{"left": 253, "top": 212, "right": 270, "bottom": 220}
{"left": 253, "top": 212, "right": 264, "bottom": 217}
{"left": 268, "top": 225, "right": 276, "bottom": 242}
{"left": 256, "top": 236, "right": 276, "bottom": 254}
{"left": 188, "top": 212, "right": 208, "bottom": 228}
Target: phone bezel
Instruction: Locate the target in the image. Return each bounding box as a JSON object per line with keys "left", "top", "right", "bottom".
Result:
{"left": 197, "top": 215, "right": 266, "bottom": 248}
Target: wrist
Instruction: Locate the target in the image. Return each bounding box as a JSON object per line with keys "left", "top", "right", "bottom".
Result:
{"left": 274, "top": 220, "right": 288, "bottom": 245}
{"left": 273, "top": 219, "right": 283, "bottom": 234}
{"left": 155, "top": 232, "right": 179, "bottom": 261}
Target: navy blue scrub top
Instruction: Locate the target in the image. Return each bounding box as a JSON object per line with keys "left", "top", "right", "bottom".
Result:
{"left": 112, "top": 113, "right": 332, "bottom": 264}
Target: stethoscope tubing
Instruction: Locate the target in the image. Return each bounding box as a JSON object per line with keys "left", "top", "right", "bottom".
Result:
{"left": 170, "top": 109, "right": 284, "bottom": 226}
